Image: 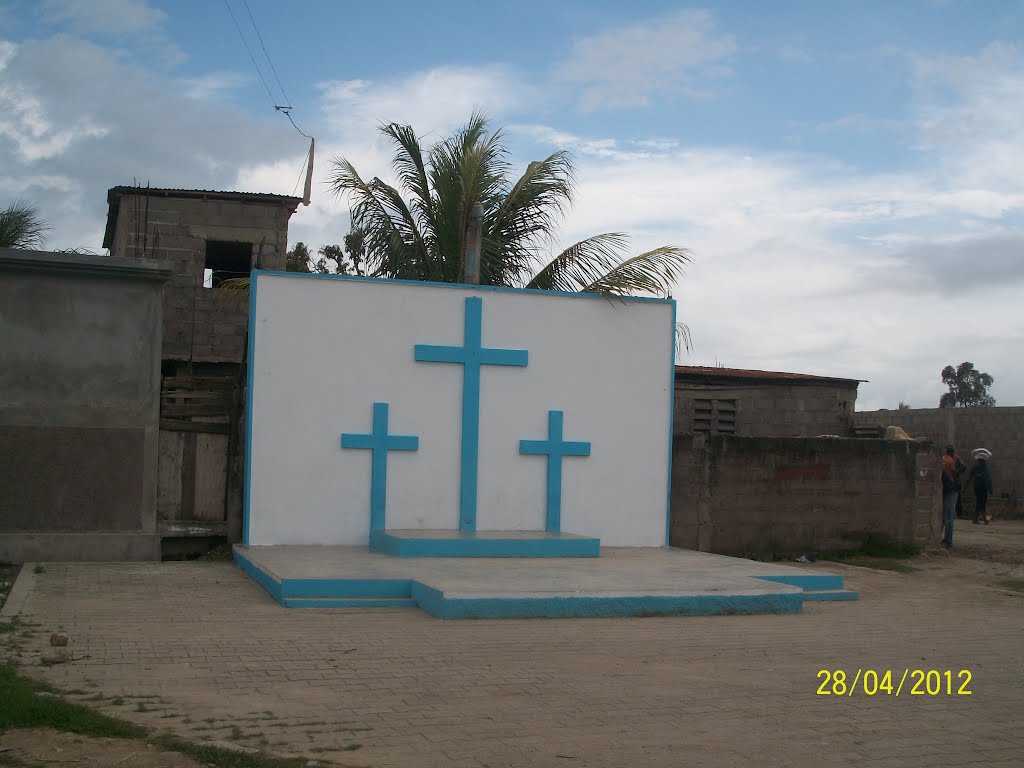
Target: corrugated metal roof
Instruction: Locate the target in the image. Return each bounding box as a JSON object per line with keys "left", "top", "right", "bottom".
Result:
{"left": 675, "top": 365, "right": 864, "bottom": 385}
{"left": 103, "top": 186, "right": 302, "bottom": 249}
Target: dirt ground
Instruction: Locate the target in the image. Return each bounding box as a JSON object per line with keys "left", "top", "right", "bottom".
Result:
{"left": 0, "top": 729, "right": 207, "bottom": 768}
{"left": 3, "top": 521, "right": 1024, "bottom": 768}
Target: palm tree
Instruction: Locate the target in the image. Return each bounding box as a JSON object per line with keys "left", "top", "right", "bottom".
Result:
{"left": 0, "top": 200, "right": 48, "bottom": 250}
{"left": 327, "top": 112, "right": 692, "bottom": 301}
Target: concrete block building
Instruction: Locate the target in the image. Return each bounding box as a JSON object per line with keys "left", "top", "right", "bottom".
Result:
{"left": 674, "top": 366, "right": 861, "bottom": 438}
{"left": 0, "top": 249, "right": 170, "bottom": 561}
{"left": 104, "top": 187, "right": 302, "bottom": 548}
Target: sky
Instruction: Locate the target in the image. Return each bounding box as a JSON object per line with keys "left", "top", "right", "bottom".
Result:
{"left": 1, "top": 0, "right": 1022, "bottom": 410}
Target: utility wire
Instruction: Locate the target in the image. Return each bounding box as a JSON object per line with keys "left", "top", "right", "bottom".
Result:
{"left": 222, "top": 0, "right": 277, "bottom": 106}
{"left": 242, "top": 0, "right": 292, "bottom": 108}
{"left": 292, "top": 143, "right": 312, "bottom": 196}
{"left": 223, "top": 0, "right": 313, "bottom": 140}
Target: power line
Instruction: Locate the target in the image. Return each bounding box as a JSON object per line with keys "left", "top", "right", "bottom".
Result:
{"left": 223, "top": 0, "right": 313, "bottom": 140}
{"left": 292, "top": 143, "right": 312, "bottom": 196}
{"left": 242, "top": 0, "right": 292, "bottom": 108}
{"left": 222, "top": 0, "right": 276, "bottom": 106}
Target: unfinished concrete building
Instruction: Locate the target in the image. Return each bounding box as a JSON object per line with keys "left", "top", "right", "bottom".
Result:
{"left": 104, "top": 187, "right": 302, "bottom": 550}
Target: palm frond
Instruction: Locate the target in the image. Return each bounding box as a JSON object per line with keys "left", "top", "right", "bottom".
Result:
{"left": 0, "top": 200, "right": 49, "bottom": 250}
{"left": 327, "top": 158, "right": 429, "bottom": 279}
{"left": 675, "top": 321, "right": 693, "bottom": 355}
{"left": 581, "top": 246, "right": 692, "bottom": 298}
{"left": 379, "top": 121, "right": 434, "bottom": 235}
{"left": 526, "top": 233, "right": 629, "bottom": 292}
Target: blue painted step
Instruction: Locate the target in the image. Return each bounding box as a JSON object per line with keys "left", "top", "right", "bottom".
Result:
{"left": 370, "top": 529, "right": 601, "bottom": 558}
{"left": 282, "top": 597, "right": 417, "bottom": 609}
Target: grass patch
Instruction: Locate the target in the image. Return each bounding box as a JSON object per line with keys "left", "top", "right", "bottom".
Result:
{"left": 817, "top": 531, "right": 920, "bottom": 572}
{"left": 0, "top": 663, "right": 145, "bottom": 738}
{"left": 152, "top": 736, "right": 309, "bottom": 767}
{"left": 997, "top": 579, "right": 1024, "bottom": 592}
{"left": 342, "top": 743, "right": 363, "bottom": 751}
{"left": 32, "top": 565, "right": 45, "bottom": 575}
{"left": 828, "top": 556, "right": 918, "bottom": 573}
{"left": 0, "top": 663, "right": 316, "bottom": 768}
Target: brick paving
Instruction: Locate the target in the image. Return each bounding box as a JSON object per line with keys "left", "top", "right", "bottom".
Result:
{"left": 6, "top": 524, "right": 1024, "bottom": 768}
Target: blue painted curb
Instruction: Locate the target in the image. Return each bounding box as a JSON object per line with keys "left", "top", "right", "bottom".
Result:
{"left": 369, "top": 531, "right": 601, "bottom": 558}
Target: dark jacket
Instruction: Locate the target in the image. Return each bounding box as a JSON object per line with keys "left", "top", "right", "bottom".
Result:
{"left": 970, "top": 463, "right": 993, "bottom": 494}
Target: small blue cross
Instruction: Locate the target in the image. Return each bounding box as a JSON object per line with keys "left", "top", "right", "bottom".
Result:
{"left": 341, "top": 402, "right": 419, "bottom": 533}
{"left": 415, "top": 296, "right": 528, "bottom": 531}
{"left": 519, "top": 410, "right": 591, "bottom": 533}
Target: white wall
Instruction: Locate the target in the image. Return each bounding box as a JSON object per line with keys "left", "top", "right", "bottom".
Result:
{"left": 246, "top": 274, "right": 674, "bottom": 547}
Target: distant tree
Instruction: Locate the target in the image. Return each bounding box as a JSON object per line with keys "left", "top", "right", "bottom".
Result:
{"left": 315, "top": 242, "right": 364, "bottom": 276}
{"left": 0, "top": 200, "right": 48, "bottom": 249}
{"left": 285, "top": 241, "right": 313, "bottom": 272}
{"left": 939, "top": 362, "right": 995, "bottom": 407}
{"left": 283, "top": 238, "right": 366, "bottom": 276}
{"left": 897, "top": 401, "right": 911, "bottom": 410}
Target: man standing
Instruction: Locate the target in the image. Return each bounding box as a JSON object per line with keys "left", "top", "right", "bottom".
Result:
{"left": 940, "top": 445, "right": 960, "bottom": 548}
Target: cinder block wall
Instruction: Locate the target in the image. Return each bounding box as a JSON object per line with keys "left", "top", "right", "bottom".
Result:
{"left": 0, "top": 250, "right": 170, "bottom": 561}
{"left": 854, "top": 407, "right": 1023, "bottom": 518}
{"left": 674, "top": 381, "right": 857, "bottom": 437}
{"left": 110, "top": 195, "right": 292, "bottom": 363}
{"left": 670, "top": 435, "right": 939, "bottom": 555}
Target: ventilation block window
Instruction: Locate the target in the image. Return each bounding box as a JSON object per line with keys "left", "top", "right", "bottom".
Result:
{"left": 203, "top": 240, "right": 253, "bottom": 288}
{"left": 692, "top": 398, "right": 737, "bottom": 434}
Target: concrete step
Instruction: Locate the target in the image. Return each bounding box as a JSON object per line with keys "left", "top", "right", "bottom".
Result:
{"left": 803, "top": 589, "right": 859, "bottom": 602}
{"left": 282, "top": 596, "right": 418, "bottom": 609}
{"left": 370, "top": 529, "right": 601, "bottom": 557}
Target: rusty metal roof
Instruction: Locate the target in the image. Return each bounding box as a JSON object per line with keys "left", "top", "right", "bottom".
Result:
{"left": 675, "top": 365, "right": 864, "bottom": 385}
{"left": 103, "top": 186, "right": 303, "bottom": 249}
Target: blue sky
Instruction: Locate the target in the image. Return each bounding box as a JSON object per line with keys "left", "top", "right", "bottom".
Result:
{"left": 2, "top": 0, "right": 1022, "bottom": 410}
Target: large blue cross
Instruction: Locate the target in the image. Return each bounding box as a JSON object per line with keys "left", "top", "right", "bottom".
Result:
{"left": 415, "top": 296, "right": 528, "bottom": 531}
{"left": 341, "top": 402, "right": 419, "bottom": 532}
{"left": 519, "top": 410, "right": 591, "bottom": 533}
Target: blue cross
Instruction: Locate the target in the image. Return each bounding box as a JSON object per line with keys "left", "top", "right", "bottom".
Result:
{"left": 341, "top": 402, "right": 419, "bottom": 533}
{"left": 415, "top": 296, "right": 528, "bottom": 531}
{"left": 519, "top": 410, "right": 591, "bottom": 533}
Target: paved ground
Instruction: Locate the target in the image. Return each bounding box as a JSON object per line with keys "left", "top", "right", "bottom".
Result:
{"left": 4, "top": 522, "right": 1024, "bottom": 768}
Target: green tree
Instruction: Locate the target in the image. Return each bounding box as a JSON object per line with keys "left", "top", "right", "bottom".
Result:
{"left": 285, "top": 241, "right": 313, "bottom": 272}
{"left": 939, "top": 362, "right": 995, "bottom": 407}
{"left": 0, "top": 200, "right": 48, "bottom": 249}
{"left": 285, "top": 240, "right": 365, "bottom": 276}
{"left": 327, "top": 112, "right": 692, "bottom": 301}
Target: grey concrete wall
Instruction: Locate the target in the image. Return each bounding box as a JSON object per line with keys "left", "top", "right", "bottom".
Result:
{"left": 110, "top": 195, "right": 293, "bottom": 364}
{"left": 670, "top": 434, "right": 939, "bottom": 555}
{"left": 674, "top": 381, "right": 858, "bottom": 437}
{"left": 854, "top": 407, "right": 1023, "bottom": 518}
{"left": 0, "top": 249, "right": 170, "bottom": 561}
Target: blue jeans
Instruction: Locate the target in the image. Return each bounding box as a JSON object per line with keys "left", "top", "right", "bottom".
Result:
{"left": 942, "top": 491, "right": 958, "bottom": 546}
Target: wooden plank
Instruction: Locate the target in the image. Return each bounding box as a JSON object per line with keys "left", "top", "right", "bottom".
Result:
{"left": 159, "top": 520, "right": 228, "bottom": 537}
{"left": 181, "top": 432, "right": 196, "bottom": 520}
{"left": 156, "top": 430, "right": 184, "bottom": 522}
{"left": 159, "top": 419, "right": 230, "bottom": 434}
{"left": 161, "top": 391, "right": 232, "bottom": 400}
{"left": 194, "top": 433, "right": 228, "bottom": 521}
{"left": 160, "top": 404, "right": 231, "bottom": 418}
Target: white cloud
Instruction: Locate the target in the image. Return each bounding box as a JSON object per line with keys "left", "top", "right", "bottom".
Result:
{"left": 180, "top": 72, "right": 252, "bottom": 101}
{"left": 0, "top": 35, "right": 294, "bottom": 250}
{"left": 557, "top": 9, "right": 737, "bottom": 110}
{"left": 41, "top": 0, "right": 167, "bottom": 35}
{"left": 911, "top": 42, "right": 1024, "bottom": 190}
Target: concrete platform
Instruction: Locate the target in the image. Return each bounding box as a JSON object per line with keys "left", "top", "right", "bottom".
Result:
{"left": 369, "top": 529, "right": 601, "bottom": 557}
{"left": 234, "top": 545, "right": 857, "bottom": 619}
